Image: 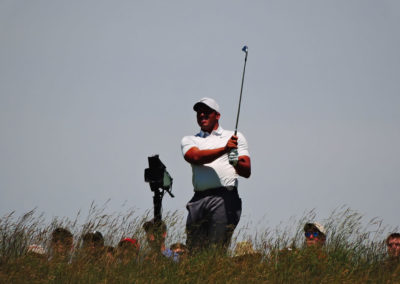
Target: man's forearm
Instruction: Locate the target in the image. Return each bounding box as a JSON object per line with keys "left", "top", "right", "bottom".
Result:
{"left": 184, "top": 147, "right": 228, "bottom": 165}
{"left": 234, "top": 156, "right": 251, "bottom": 178}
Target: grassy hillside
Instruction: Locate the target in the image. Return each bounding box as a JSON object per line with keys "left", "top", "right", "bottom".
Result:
{"left": 0, "top": 206, "right": 399, "bottom": 283}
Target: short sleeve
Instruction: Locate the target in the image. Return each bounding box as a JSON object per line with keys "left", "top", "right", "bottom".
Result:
{"left": 237, "top": 132, "right": 250, "bottom": 157}
{"left": 181, "top": 136, "right": 197, "bottom": 156}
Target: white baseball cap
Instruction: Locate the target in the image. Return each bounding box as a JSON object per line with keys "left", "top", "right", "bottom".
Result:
{"left": 193, "top": 97, "right": 220, "bottom": 113}
{"left": 304, "top": 222, "right": 326, "bottom": 236}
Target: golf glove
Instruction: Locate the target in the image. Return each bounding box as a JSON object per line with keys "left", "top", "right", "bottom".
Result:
{"left": 228, "top": 149, "right": 239, "bottom": 166}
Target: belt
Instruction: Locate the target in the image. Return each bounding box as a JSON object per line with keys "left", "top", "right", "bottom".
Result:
{"left": 193, "top": 186, "right": 238, "bottom": 198}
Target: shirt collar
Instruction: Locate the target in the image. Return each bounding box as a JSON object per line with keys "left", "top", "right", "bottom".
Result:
{"left": 199, "top": 126, "right": 223, "bottom": 138}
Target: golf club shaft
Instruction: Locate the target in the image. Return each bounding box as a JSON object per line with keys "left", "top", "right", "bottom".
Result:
{"left": 234, "top": 48, "right": 248, "bottom": 136}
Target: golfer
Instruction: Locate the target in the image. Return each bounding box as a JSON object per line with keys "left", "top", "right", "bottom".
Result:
{"left": 181, "top": 97, "right": 251, "bottom": 252}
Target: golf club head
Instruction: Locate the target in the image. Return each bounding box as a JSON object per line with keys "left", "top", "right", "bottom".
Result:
{"left": 242, "top": 45, "right": 248, "bottom": 53}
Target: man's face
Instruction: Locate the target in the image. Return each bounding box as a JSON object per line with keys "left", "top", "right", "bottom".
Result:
{"left": 305, "top": 230, "right": 325, "bottom": 247}
{"left": 387, "top": 237, "right": 400, "bottom": 258}
{"left": 146, "top": 231, "right": 166, "bottom": 251}
{"left": 83, "top": 240, "right": 103, "bottom": 255}
{"left": 52, "top": 239, "right": 73, "bottom": 256}
{"left": 196, "top": 105, "right": 220, "bottom": 133}
{"left": 118, "top": 244, "right": 139, "bottom": 264}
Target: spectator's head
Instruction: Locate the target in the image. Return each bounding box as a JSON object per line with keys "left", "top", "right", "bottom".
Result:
{"left": 51, "top": 227, "right": 73, "bottom": 257}
{"left": 171, "top": 242, "right": 188, "bottom": 260}
{"left": 234, "top": 241, "right": 256, "bottom": 257}
{"left": 386, "top": 233, "right": 400, "bottom": 258}
{"left": 233, "top": 241, "right": 262, "bottom": 263}
{"left": 304, "top": 222, "right": 326, "bottom": 247}
{"left": 104, "top": 246, "right": 116, "bottom": 263}
{"left": 143, "top": 219, "right": 167, "bottom": 251}
{"left": 117, "top": 238, "right": 140, "bottom": 264}
{"left": 82, "top": 231, "right": 104, "bottom": 249}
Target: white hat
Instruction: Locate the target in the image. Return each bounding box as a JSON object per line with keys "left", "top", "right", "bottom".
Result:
{"left": 304, "top": 222, "right": 326, "bottom": 236}
{"left": 193, "top": 97, "right": 220, "bottom": 113}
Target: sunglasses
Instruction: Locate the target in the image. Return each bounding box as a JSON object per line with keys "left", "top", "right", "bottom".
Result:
{"left": 305, "top": 232, "right": 320, "bottom": 238}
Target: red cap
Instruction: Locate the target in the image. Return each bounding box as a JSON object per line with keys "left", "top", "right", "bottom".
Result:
{"left": 120, "top": 238, "right": 139, "bottom": 249}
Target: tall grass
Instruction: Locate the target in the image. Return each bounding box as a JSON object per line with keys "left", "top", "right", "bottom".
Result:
{"left": 0, "top": 205, "right": 398, "bottom": 283}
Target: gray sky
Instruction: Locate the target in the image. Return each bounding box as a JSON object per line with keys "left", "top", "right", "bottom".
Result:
{"left": 1, "top": 1, "right": 399, "bottom": 236}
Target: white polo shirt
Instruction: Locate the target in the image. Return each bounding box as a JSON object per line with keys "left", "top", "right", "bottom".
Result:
{"left": 181, "top": 126, "right": 250, "bottom": 191}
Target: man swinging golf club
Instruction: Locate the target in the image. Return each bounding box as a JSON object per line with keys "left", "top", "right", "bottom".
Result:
{"left": 181, "top": 46, "right": 251, "bottom": 252}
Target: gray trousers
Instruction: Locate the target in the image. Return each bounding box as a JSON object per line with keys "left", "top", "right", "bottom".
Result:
{"left": 186, "top": 187, "right": 242, "bottom": 252}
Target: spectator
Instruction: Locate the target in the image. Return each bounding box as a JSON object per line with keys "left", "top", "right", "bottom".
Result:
{"left": 233, "top": 241, "right": 262, "bottom": 263}
{"left": 170, "top": 242, "right": 188, "bottom": 262}
{"left": 382, "top": 233, "right": 400, "bottom": 271}
{"left": 234, "top": 241, "right": 256, "bottom": 257}
{"left": 104, "top": 246, "right": 116, "bottom": 264}
{"left": 304, "top": 222, "right": 326, "bottom": 247}
{"left": 81, "top": 231, "right": 105, "bottom": 258}
{"left": 143, "top": 219, "right": 174, "bottom": 260}
{"left": 117, "top": 238, "right": 140, "bottom": 264}
{"left": 50, "top": 227, "right": 73, "bottom": 261}
{"left": 386, "top": 233, "right": 400, "bottom": 259}
{"left": 82, "top": 231, "right": 104, "bottom": 248}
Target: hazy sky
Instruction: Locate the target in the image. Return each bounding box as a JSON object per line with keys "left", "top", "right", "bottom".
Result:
{"left": 1, "top": 1, "right": 399, "bottom": 236}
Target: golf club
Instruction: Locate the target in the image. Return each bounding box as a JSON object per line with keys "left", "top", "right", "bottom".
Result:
{"left": 234, "top": 45, "right": 248, "bottom": 136}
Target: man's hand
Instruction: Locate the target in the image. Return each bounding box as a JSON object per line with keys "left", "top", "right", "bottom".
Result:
{"left": 226, "top": 135, "right": 239, "bottom": 166}
{"left": 227, "top": 135, "right": 251, "bottom": 178}
{"left": 225, "top": 135, "right": 238, "bottom": 151}
{"left": 228, "top": 149, "right": 239, "bottom": 166}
